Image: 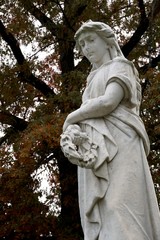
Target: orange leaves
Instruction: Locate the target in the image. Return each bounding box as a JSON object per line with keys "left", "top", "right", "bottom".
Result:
{"left": 141, "top": 69, "right": 160, "bottom": 110}
{"left": 12, "top": 111, "right": 65, "bottom": 173}
{"left": 34, "top": 52, "right": 60, "bottom": 92}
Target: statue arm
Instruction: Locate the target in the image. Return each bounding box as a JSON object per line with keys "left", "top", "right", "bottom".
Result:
{"left": 63, "top": 81, "right": 124, "bottom": 131}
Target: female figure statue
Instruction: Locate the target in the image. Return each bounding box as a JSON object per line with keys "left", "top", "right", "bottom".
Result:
{"left": 61, "top": 20, "right": 160, "bottom": 240}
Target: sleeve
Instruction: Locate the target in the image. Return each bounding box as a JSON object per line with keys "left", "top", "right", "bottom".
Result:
{"left": 106, "top": 59, "right": 141, "bottom": 109}
{"left": 79, "top": 82, "right": 124, "bottom": 119}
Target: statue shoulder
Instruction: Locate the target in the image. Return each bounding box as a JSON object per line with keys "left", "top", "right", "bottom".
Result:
{"left": 109, "top": 57, "right": 139, "bottom": 78}
{"left": 112, "top": 56, "right": 133, "bottom": 67}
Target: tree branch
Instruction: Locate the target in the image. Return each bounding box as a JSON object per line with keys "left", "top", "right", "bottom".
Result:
{"left": 0, "top": 111, "right": 28, "bottom": 145}
{"left": 0, "top": 127, "right": 19, "bottom": 145}
{"left": 18, "top": 0, "right": 59, "bottom": 37}
{"left": 138, "top": 0, "right": 146, "bottom": 19}
{"left": 56, "top": 0, "right": 75, "bottom": 32}
{"left": 18, "top": 71, "right": 55, "bottom": 97}
{"left": 0, "top": 111, "right": 28, "bottom": 130}
{"left": 151, "top": 0, "right": 160, "bottom": 19}
{"left": 0, "top": 111, "right": 29, "bottom": 145}
{"left": 72, "top": 1, "right": 88, "bottom": 19}
{"left": 0, "top": 20, "right": 55, "bottom": 98}
{"left": 139, "top": 54, "right": 160, "bottom": 74}
{"left": 122, "top": 0, "right": 149, "bottom": 57}
{"left": 0, "top": 20, "right": 25, "bottom": 65}
{"left": 63, "top": 0, "right": 88, "bottom": 28}
{"left": 122, "top": 0, "right": 160, "bottom": 57}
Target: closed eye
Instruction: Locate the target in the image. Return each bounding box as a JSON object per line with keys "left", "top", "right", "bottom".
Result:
{"left": 88, "top": 38, "right": 94, "bottom": 42}
{"left": 79, "top": 41, "right": 85, "bottom": 47}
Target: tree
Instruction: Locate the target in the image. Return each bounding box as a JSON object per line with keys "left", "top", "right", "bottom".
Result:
{"left": 0, "top": 0, "right": 160, "bottom": 239}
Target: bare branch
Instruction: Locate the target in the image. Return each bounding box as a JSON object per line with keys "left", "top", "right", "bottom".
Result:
{"left": 18, "top": 0, "right": 59, "bottom": 37}
{"left": 63, "top": 0, "right": 88, "bottom": 27}
{"left": 56, "top": 0, "right": 75, "bottom": 32}
{"left": 0, "top": 111, "right": 28, "bottom": 130}
{"left": 139, "top": 54, "right": 160, "bottom": 74}
{"left": 122, "top": 0, "right": 160, "bottom": 57}
{"left": 138, "top": 0, "right": 146, "bottom": 19}
{"left": 122, "top": 0, "right": 149, "bottom": 57}
{"left": 0, "top": 20, "right": 55, "bottom": 98}
{"left": 0, "top": 111, "right": 29, "bottom": 145}
{"left": 151, "top": 0, "right": 160, "bottom": 19}
{"left": 0, "top": 20, "right": 25, "bottom": 65}
{"left": 18, "top": 71, "right": 55, "bottom": 97}
{"left": 0, "top": 127, "right": 19, "bottom": 145}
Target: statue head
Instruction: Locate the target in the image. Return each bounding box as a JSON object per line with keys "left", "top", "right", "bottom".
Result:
{"left": 74, "top": 20, "right": 124, "bottom": 60}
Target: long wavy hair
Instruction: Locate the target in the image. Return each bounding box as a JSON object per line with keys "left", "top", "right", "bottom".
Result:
{"left": 74, "top": 20, "right": 124, "bottom": 60}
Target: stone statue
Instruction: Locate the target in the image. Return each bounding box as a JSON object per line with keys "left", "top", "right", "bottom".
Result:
{"left": 60, "top": 20, "right": 160, "bottom": 240}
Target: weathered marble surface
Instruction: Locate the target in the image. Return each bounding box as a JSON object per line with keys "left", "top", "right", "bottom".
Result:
{"left": 61, "top": 20, "right": 160, "bottom": 240}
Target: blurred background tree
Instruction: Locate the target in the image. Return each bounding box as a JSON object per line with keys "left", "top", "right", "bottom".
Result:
{"left": 0, "top": 0, "right": 159, "bottom": 239}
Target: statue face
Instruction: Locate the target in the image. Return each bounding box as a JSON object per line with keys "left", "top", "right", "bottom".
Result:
{"left": 78, "top": 31, "right": 108, "bottom": 67}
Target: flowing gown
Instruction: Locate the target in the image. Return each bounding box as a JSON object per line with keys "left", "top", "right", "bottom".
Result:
{"left": 78, "top": 57, "right": 160, "bottom": 240}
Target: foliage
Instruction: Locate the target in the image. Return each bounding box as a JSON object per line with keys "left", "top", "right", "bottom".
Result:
{"left": 0, "top": 0, "right": 160, "bottom": 239}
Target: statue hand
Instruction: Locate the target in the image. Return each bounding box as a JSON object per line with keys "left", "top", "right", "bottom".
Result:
{"left": 63, "top": 119, "right": 70, "bottom": 132}
{"left": 63, "top": 110, "right": 83, "bottom": 132}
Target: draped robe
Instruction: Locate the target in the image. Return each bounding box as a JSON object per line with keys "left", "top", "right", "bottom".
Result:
{"left": 78, "top": 57, "right": 160, "bottom": 240}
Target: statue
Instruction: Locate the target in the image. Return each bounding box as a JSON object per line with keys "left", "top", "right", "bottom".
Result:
{"left": 60, "top": 20, "right": 160, "bottom": 240}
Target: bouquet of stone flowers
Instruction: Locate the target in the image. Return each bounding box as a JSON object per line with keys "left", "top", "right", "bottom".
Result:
{"left": 60, "top": 124, "right": 98, "bottom": 169}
